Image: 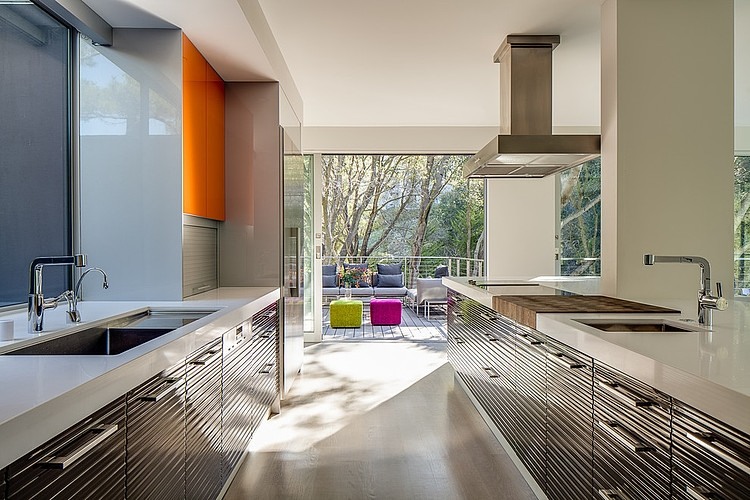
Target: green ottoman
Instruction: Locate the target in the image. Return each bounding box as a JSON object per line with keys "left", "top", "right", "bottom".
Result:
{"left": 329, "top": 299, "right": 363, "bottom": 328}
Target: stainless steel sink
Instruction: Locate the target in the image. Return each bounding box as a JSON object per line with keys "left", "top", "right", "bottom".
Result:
{"left": 575, "top": 319, "right": 699, "bottom": 333}
{"left": 3, "top": 308, "right": 217, "bottom": 356}
{"left": 7, "top": 327, "right": 174, "bottom": 355}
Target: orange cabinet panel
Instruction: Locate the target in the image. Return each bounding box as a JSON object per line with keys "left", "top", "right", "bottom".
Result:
{"left": 205, "top": 64, "right": 225, "bottom": 221}
{"left": 182, "top": 35, "right": 225, "bottom": 220}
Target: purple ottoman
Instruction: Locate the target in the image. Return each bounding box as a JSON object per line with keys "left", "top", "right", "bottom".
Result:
{"left": 370, "top": 298, "right": 402, "bottom": 326}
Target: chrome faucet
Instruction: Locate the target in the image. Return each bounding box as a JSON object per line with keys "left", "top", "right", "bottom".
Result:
{"left": 68, "top": 268, "right": 109, "bottom": 323}
{"left": 643, "top": 254, "right": 728, "bottom": 326}
{"left": 28, "top": 254, "right": 87, "bottom": 332}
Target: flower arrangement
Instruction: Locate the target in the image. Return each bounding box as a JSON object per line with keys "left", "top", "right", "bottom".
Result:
{"left": 339, "top": 266, "right": 371, "bottom": 287}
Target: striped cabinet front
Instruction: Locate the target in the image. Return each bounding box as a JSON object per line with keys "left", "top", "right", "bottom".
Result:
{"left": 126, "top": 363, "right": 186, "bottom": 500}
{"left": 7, "top": 396, "right": 127, "bottom": 500}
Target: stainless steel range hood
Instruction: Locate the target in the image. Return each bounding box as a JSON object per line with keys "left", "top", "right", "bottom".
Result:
{"left": 463, "top": 35, "right": 600, "bottom": 178}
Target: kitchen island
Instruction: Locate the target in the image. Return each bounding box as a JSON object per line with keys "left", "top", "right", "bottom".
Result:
{"left": 444, "top": 276, "right": 750, "bottom": 499}
{"left": 0, "top": 287, "right": 279, "bottom": 497}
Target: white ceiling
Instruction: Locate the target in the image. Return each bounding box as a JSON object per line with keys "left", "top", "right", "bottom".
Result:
{"left": 81, "top": 0, "right": 748, "bottom": 130}
{"left": 83, "top": 0, "right": 602, "bottom": 129}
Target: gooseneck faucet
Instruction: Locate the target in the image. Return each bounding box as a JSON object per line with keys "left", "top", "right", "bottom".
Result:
{"left": 68, "top": 268, "right": 109, "bottom": 323}
{"left": 28, "top": 254, "right": 87, "bottom": 332}
{"left": 643, "top": 254, "right": 728, "bottom": 326}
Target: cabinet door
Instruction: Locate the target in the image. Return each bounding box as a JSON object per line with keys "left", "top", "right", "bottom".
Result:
{"left": 205, "top": 63, "right": 225, "bottom": 221}
{"left": 126, "top": 363, "right": 186, "bottom": 500}
{"left": 250, "top": 303, "right": 279, "bottom": 427}
{"left": 7, "top": 396, "right": 126, "bottom": 499}
{"left": 546, "top": 337, "right": 593, "bottom": 500}
{"left": 672, "top": 399, "right": 750, "bottom": 499}
{"left": 186, "top": 338, "right": 223, "bottom": 500}
{"left": 514, "top": 324, "right": 547, "bottom": 493}
{"left": 182, "top": 34, "right": 208, "bottom": 217}
{"left": 593, "top": 362, "right": 671, "bottom": 500}
{"left": 222, "top": 321, "right": 256, "bottom": 480}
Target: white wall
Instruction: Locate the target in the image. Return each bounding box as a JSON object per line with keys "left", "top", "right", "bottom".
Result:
{"left": 600, "top": 0, "right": 734, "bottom": 303}
{"left": 485, "top": 176, "right": 557, "bottom": 278}
{"left": 79, "top": 29, "right": 183, "bottom": 300}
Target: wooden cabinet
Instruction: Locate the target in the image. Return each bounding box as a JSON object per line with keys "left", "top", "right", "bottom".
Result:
{"left": 222, "top": 302, "right": 280, "bottom": 482}
{"left": 546, "top": 337, "right": 593, "bottom": 500}
{"left": 6, "top": 396, "right": 126, "bottom": 499}
{"left": 182, "top": 34, "right": 225, "bottom": 220}
{"left": 126, "top": 363, "right": 186, "bottom": 500}
{"left": 593, "top": 362, "right": 671, "bottom": 499}
{"left": 185, "top": 338, "right": 223, "bottom": 500}
{"left": 672, "top": 399, "right": 750, "bottom": 499}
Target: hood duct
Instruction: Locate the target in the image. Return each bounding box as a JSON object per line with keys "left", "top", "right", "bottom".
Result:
{"left": 463, "top": 35, "right": 600, "bottom": 178}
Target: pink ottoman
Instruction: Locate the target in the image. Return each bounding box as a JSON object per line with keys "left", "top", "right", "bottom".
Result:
{"left": 370, "top": 298, "right": 402, "bottom": 326}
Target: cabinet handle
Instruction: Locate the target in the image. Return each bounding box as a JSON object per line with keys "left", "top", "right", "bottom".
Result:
{"left": 38, "top": 424, "right": 118, "bottom": 470}
{"left": 686, "top": 431, "right": 750, "bottom": 475}
{"left": 517, "top": 333, "right": 543, "bottom": 346}
{"left": 598, "top": 420, "right": 653, "bottom": 453}
{"left": 483, "top": 333, "right": 499, "bottom": 342}
{"left": 598, "top": 489, "right": 632, "bottom": 500}
{"left": 479, "top": 312, "right": 496, "bottom": 321}
{"left": 483, "top": 367, "right": 500, "bottom": 378}
{"left": 141, "top": 377, "right": 184, "bottom": 402}
{"left": 454, "top": 336, "right": 465, "bottom": 344}
{"left": 189, "top": 349, "right": 220, "bottom": 366}
{"left": 598, "top": 380, "right": 655, "bottom": 408}
{"left": 548, "top": 351, "right": 585, "bottom": 369}
{"left": 258, "top": 363, "right": 274, "bottom": 374}
{"left": 686, "top": 485, "right": 716, "bottom": 500}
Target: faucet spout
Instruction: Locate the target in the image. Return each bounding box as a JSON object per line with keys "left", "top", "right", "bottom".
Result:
{"left": 68, "top": 268, "right": 109, "bottom": 323}
{"left": 642, "top": 253, "right": 726, "bottom": 326}
{"left": 28, "top": 254, "right": 87, "bottom": 332}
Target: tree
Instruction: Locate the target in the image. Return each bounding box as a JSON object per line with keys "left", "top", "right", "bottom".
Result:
{"left": 559, "top": 159, "right": 601, "bottom": 275}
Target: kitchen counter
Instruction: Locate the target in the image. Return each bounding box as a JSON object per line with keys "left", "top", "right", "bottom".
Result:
{"left": 444, "top": 276, "right": 750, "bottom": 434}
{"left": 0, "top": 287, "right": 279, "bottom": 469}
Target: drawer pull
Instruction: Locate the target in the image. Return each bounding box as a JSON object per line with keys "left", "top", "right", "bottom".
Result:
{"left": 686, "top": 431, "right": 750, "bottom": 475}
{"left": 259, "top": 363, "right": 274, "bottom": 374}
{"left": 454, "top": 336, "right": 465, "bottom": 344}
{"left": 483, "top": 333, "right": 499, "bottom": 342}
{"left": 483, "top": 367, "right": 500, "bottom": 378}
{"left": 548, "top": 352, "right": 585, "bottom": 369}
{"left": 141, "top": 377, "right": 184, "bottom": 402}
{"left": 38, "top": 424, "right": 118, "bottom": 469}
{"left": 598, "top": 380, "right": 655, "bottom": 408}
{"left": 598, "top": 420, "right": 653, "bottom": 453}
{"left": 479, "top": 312, "right": 497, "bottom": 321}
{"left": 189, "top": 349, "right": 220, "bottom": 366}
{"left": 686, "top": 485, "right": 716, "bottom": 500}
{"left": 517, "top": 333, "right": 542, "bottom": 346}
{"left": 598, "top": 489, "right": 632, "bottom": 500}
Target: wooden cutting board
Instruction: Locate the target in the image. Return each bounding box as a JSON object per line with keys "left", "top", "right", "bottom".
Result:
{"left": 492, "top": 295, "right": 680, "bottom": 329}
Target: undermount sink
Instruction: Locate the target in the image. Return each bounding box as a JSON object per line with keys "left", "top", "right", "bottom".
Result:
{"left": 3, "top": 308, "right": 216, "bottom": 356}
{"left": 575, "top": 318, "right": 700, "bottom": 333}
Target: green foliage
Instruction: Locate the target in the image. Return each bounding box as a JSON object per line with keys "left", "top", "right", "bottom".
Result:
{"left": 559, "top": 159, "right": 601, "bottom": 276}
{"left": 734, "top": 156, "right": 750, "bottom": 291}
{"left": 322, "top": 154, "right": 484, "bottom": 261}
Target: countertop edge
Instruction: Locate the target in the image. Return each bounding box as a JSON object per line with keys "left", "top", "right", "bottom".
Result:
{"left": 0, "top": 287, "right": 280, "bottom": 469}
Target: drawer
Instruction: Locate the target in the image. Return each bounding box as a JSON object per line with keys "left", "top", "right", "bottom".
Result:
{"left": 673, "top": 400, "right": 750, "bottom": 499}
{"left": 593, "top": 362, "right": 671, "bottom": 500}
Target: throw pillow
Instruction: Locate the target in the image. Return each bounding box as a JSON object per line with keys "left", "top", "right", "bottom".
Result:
{"left": 322, "top": 274, "right": 337, "bottom": 287}
{"left": 433, "top": 265, "right": 449, "bottom": 278}
{"left": 322, "top": 264, "right": 337, "bottom": 276}
{"left": 377, "top": 273, "right": 403, "bottom": 287}
{"left": 377, "top": 263, "right": 402, "bottom": 275}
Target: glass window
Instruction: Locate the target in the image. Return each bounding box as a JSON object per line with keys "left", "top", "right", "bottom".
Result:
{"left": 0, "top": 4, "right": 72, "bottom": 307}
{"left": 558, "top": 159, "right": 601, "bottom": 276}
{"left": 734, "top": 156, "right": 750, "bottom": 295}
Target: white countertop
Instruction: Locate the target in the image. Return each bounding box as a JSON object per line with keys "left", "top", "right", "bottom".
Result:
{"left": 0, "top": 287, "right": 279, "bottom": 469}
{"left": 444, "top": 276, "right": 750, "bottom": 434}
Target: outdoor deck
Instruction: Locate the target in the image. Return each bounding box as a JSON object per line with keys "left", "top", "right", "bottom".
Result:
{"left": 322, "top": 302, "right": 447, "bottom": 341}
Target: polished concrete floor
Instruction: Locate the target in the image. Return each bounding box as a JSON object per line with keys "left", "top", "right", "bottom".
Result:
{"left": 223, "top": 342, "right": 535, "bottom": 500}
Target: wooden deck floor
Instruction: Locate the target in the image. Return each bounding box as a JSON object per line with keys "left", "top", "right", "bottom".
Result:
{"left": 322, "top": 302, "right": 446, "bottom": 341}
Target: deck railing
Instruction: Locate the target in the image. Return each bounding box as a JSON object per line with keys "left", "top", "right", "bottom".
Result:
{"left": 322, "top": 255, "right": 484, "bottom": 289}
